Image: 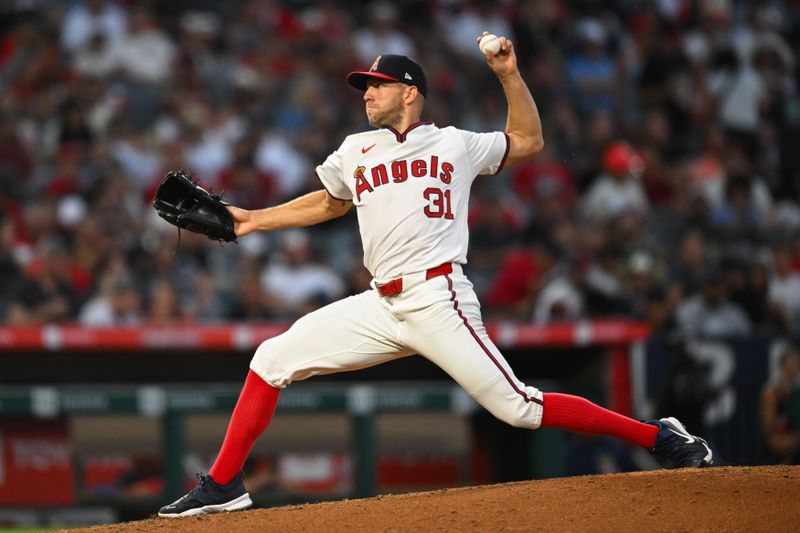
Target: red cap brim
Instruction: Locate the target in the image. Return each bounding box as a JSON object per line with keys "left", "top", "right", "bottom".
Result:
{"left": 346, "top": 71, "right": 400, "bottom": 91}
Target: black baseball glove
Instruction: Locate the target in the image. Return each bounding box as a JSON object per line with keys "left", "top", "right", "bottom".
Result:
{"left": 153, "top": 170, "right": 237, "bottom": 243}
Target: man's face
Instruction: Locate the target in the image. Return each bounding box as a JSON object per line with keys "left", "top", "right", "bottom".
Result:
{"left": 363, "top": 79, "right": 406, "bottom": 128}
{"left": 702, "top": 282, "right": 725, "bottom": 306}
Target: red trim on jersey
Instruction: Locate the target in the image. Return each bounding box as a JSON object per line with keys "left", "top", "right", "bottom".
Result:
{"left": 444, "top": 274, "right": 543, "bottom": 407}
{"left": 316, "top": 171, "right": 351, "bottom": 202}
{"left": 495, "top": 133, "right": 511, "bottom": 175}
{"left": 386, "top": 121, "right": 434, "bottom": 143}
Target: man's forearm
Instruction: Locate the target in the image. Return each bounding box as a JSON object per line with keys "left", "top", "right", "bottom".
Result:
{"left": 499, "top": 71, "right": 544, "bottom": 151}
{"left": 249, "top": 190, "right": 349, "bottom": 231}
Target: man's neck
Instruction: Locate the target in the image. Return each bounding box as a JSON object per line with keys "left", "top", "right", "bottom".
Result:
{"left": 386, "top": 114, "right": 423, "bottom": 133}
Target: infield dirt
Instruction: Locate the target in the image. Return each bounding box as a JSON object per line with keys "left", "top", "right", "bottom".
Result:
{"left": 67, "top": 465, "right": 798, "bottom": 532}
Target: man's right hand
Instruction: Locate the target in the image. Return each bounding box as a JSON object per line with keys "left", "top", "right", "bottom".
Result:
{"left": 476, "top": 31, "right": 518, "bottom": 80}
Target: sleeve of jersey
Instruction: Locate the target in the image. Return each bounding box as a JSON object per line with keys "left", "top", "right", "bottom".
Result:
{"left": 315, "top": 149, "right": 353, "bottom": 201}
{"left": 458, "top": 130, "right": 510, "bottom": 176}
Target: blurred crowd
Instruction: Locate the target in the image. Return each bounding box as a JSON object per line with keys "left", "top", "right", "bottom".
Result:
{"left": 1, "top": 0, "right": 800, "bottom": 337}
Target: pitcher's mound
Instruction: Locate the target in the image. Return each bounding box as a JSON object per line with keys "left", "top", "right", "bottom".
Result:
{"left": 71, "top": 465, "right": 799, "bottom": 532}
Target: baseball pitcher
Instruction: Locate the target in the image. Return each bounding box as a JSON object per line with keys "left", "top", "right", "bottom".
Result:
{"left": 158, "top": 33, "right": 713, "bottom": 518}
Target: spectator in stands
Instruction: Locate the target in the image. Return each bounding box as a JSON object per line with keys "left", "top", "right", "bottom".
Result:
{"left": 254, "top": 130, "right": 312, "bottom": 201}
{"left": 533, "top": 255, "right": 588, "bottom": 324}
{"left": 110, "top": 127, "right": 162, "bottom": 188}
{"left": 675, "top": 268, "right": 752, "bottom": 337}
{"left": 181, "top": 118, "right": 234, "bottom": 187}
{"left": 667, "top": 229, "right": 709, "bottom": 298}
{"left": 710, "top": 39, "right": 765, "bottom": 163}
{"left": 351, "top": 2, "right": 415, "bottom": 64}
{"left": 484, "top": 228, "right": 559, "bottom": 318}
{"left": 722, "top": 255, "right": 774, "bottom": 332}
{"left": 145, "top": 278, "right": 182, "bottom": 324}
{"left": 1, "top": 12, "right": 44, "bottom": 95}
{"left": 640, "top": 285, "right": 677, "bottom": 334}
{"left": 0, "top": 174, "right": 28, "bottom": 253}
{"left": 710, "top": 175, "right": 763, "bottom": 240}
{"left": 581, "top": 246, "right": 627, "bottom": 316}
{"left": 546, "top": 99, "right": 583, "bottom": 176}
{"left": 467, "top": 189, "right": 522, "bottom": 296}
{"left": 0, "top": 111, "right": 32, "bottom": 184}
{"left": 45, "top": 144, "right": 86, "bottom": 198}
{"left": 639, "top": 24, "right": 690, "bottom": 115}
{"left": 60, "top": 0, "right": 127, "bottom": 52}
{"left": 116, "top": 6, "right": 174, "bottom": 86}
{"left": 582, "top": 141, "right": 648, "bottom": 224}
{"left": 72, "top": 30, "right": 120, "bottom": 80}
{"left": 115, "top": 6, "right": 175, "bottom": 128}
{"left": 6, "top": 237, "right": 84, "bottom": 325}
{"left": 227, "top": 267, "right": 276, "bottom": 321}
{"left": 636, "top": 110, "right": 676, "bottom": 204}
{"left": 761, "top": 345, "right": 800, "bottom": 464}
{"left": 565, "top": 18, "right": 617, "bottom": 117}
{"left": 768, "top": 243, "right": 800, "bottom": 334}
{"left": 144, "top": 234, "right": 205, "bottom": 309}
{"left": 686, "top": 127, "right": 727, "bottom": 206}
{"left": 616, "top": 249, "right": 661, "bottom": 318}
{"left": 439, "top": 0, "right": 513, "bottom": 59}
{"left": 709, "top": 150, "right": 775, "bottom": 237}
{"left": 510, "top": 141, "right": 576, "bottom": 219}
{"left": 79, "top": 273, "right": 142, "bottom": 326}
{"left": 185, "top": 272, "right": 229, "bottom": 323}
{"left": 260, "top": 229, "right": 345, "bottom": 318}
{"left": 218, "top": 136, "right": 276, "bottom": 210}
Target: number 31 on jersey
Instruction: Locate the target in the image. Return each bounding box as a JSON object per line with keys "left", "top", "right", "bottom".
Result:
{"left": 424, "top": 187, "right": 454, "bottom": 219}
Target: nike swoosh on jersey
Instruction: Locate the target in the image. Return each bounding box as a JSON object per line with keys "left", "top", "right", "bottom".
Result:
{"left": 362, "top": 144, "right": 376, "bottom": 154}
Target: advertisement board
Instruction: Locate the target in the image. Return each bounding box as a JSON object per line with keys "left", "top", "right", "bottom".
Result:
{"left": 0, "top": 420, "right": 75, "bottom": 506}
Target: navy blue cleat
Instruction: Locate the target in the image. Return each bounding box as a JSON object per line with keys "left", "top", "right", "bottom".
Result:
{"left": 158, "top": 472, "right": 252, "bottom": 518}
{"left": 647, "top": 417, "right": 714, "bottom": 468}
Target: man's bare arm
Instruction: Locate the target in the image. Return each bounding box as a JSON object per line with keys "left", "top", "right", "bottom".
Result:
{"left": 228, "top": 190, "right": 351, "bottom": 237}
{"left": 478, "top": 32, "right": 544, "bottom": 169}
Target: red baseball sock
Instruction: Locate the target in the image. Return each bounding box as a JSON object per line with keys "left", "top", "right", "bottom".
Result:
{"left": 540, "top": 393, "right": 658, "bottom": 449}
{"left": 209, "top": 370, "right": 281, "bottom": 485}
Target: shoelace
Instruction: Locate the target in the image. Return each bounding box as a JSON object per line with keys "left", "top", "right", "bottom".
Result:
{"left": 196, "top": 472, "right": 211, "bottom": 489}
{"left": 174, "top": 472, "right": 210, "bottom": 502}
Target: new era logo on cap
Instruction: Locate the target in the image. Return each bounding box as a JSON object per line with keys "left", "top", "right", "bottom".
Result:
{"left": 347, "top": 55, "right": 428, "bottom": 97}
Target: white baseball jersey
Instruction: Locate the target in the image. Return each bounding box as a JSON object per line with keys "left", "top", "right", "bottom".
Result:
{"left": 251, "top": 121, "right": 544, "bottom": 434}
{"left": 316, "top": 122, "right": 509, "bottom": 282}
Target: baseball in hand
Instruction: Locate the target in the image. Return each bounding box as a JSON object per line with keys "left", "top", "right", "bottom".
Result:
{"left": 479, "top": 34, "right": 501, "bottom": 56}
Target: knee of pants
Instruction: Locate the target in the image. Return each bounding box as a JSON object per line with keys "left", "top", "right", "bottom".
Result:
{"left": 249, "top": 338, "right": 292, "bottom": 389}
{"left": 474, "top": 386, "right": 543, "bottom": 429}
{"left": 497, "top": 407, "right": 541, "bottom": 430}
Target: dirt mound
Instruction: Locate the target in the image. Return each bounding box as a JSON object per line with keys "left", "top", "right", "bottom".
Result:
{"left": 70, "top": 466, "right": 799, "bottom": 533}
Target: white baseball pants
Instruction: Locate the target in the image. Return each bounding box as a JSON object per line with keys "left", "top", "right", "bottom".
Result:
{"left": 250, "top": 264, "right": 543, "bottom": 428}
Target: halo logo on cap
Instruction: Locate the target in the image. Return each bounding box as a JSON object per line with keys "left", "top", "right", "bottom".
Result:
{"left": 369, "top": 56, "right": 381, "bottom": 72}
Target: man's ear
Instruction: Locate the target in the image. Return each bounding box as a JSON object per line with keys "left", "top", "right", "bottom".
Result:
{"left": 404, "top": 85, "right": 419, "bottom": 103}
